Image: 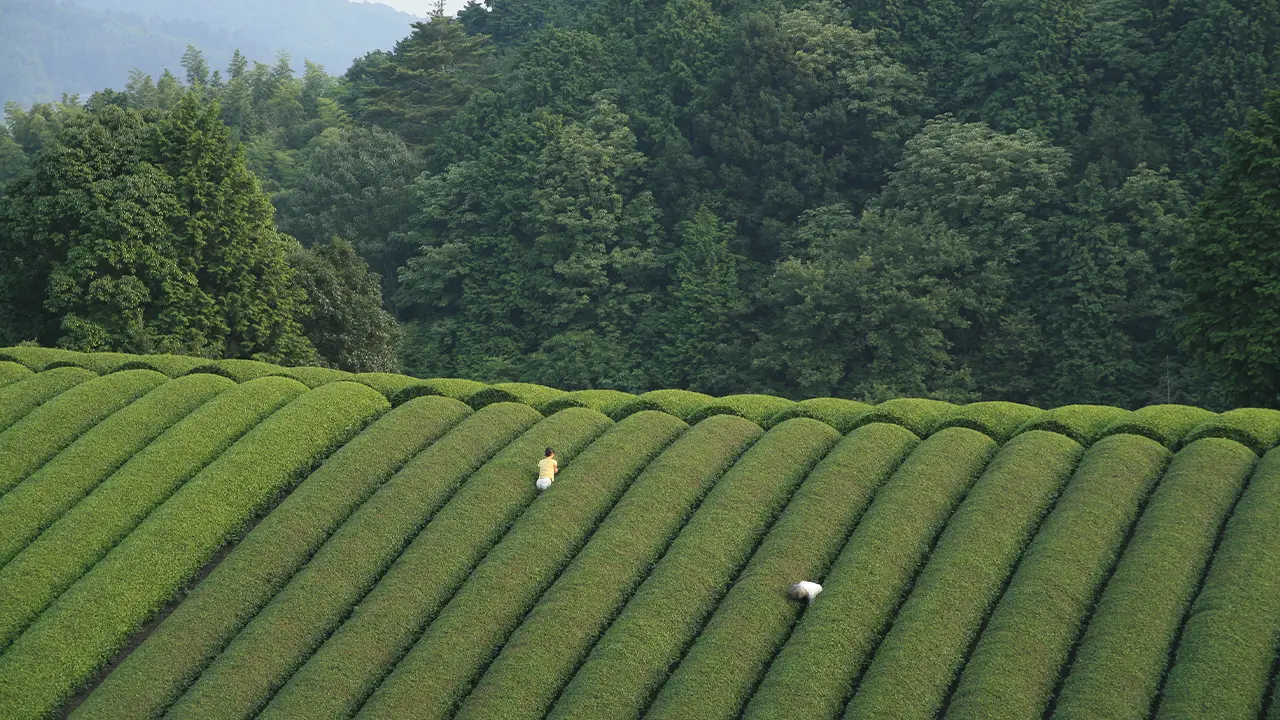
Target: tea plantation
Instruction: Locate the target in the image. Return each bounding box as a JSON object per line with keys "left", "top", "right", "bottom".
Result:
{"left": 1, "top": 345, "right": 1279, "bottom": 720}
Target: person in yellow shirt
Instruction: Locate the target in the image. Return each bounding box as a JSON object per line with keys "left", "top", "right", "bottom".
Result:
{"left": 536, "top": 448, "right": 558, "bottom": 493}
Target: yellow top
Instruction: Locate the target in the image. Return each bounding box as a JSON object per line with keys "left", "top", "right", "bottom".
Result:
{"left": 538, "top": 456, "right": 557, "bottom": 479}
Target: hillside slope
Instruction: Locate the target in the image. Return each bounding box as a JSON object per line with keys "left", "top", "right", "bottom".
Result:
{"left": 0, "top": 347, "right": 1278, "bottom": 719}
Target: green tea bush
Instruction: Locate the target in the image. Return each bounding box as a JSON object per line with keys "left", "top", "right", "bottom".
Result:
{"left": 161, "top": 403, "right": 555, "bottom": 720}
{"left": 547, "top": 419, "right": 843, "bottom": 720}
{"left": 540, "top": 389, "right": 639, "bottom": 417}
{"left": 268, "top": 366, "right": 355, "bottom": 388}
{"left": 853, "top": 398, "right": 958, "bottom": 437}
{"left": 0, "top": 361, "right": 33, "bottom": 388}
{"left": 1053, "top": 439, "right": 1256, "bottom": 720}
{"left": 1180, "top": 408, "right": 1280, "bottom": 454}
{"left": 946, "top": 434, "right": 1170, "bottom": 720}
{"left": 0, "top": 374, "right": 231, "bottom": 571}
{"left": 0, "top": 367, "right": 95, "bottom": 433}
{"left": 616, "top": 389, "right": 714, "bottom": 421}
{"left": 1015, "top": 404, "right": 1132, "bottom": 446}
{"left": 358, "top": 412, "right": 687, "bottom": 720}
{"left": 490, "top": 382, "right": 568, "bottom": 412}
{"left": 742, "top": 428, "right": 996, "bottom": 720}
{"left": 935, "top": 401, "right": 1046, "bottom": 443}
{"left": 116, "top": 354, "right": 210, "bottom": 377}
{"left": 186, "top": 359, "right": 282, "bottom": 382}
{"left": 72, "top": 396, "right": 482, "bottom": 720}
{"left": 1157, "top": 448, "right": 1280, "bottom": 719}
{"left": 0, "top": 370, "right": 168, "bottom": 496}
{"left": 841, "top": 431, "right": 1083, "bottom": 719}
{"left": 258, "top": 408, "right": 624, "bottom": 720}
{"left": 646, "top": 423, "right": 921, "bottom": 720}
{"left": 0, "top": 346, "right": 88, "bottom": 371}
{"left": 452, "top": 416, "right": 765, "bottom": 720}
{"left": 685, "top": 394, "right": 797, "bottom": 426}
{"left": 0, "top": 382, "right": 386, "bottom": 720}
{"left": 0, "top": 378, "right": 302, "bottom": 655}
{"left": 1100, "top": 404, "right": 1217, "bottom": 448}
{"left": 762, "top": 398, "right": 872, "bottom": 433}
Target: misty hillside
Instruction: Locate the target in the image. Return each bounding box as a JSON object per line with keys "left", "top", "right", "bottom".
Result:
{"left": 0, "top": 0, "right": 417, "bottom": 107}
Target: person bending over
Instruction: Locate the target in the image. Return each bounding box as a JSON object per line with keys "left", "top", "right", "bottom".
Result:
{"left": 536, "top": 448, "right": 558, "bottom": 493}
{"left": 790, "top": 581, "right": 823, "bottom": 604}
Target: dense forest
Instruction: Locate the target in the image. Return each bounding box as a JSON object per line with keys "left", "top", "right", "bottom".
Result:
{"left": 0, "top": 0, "right": 414, "bottom": 106}
{"left": 3, "top": 0, "right": 1280, "bottom": 410}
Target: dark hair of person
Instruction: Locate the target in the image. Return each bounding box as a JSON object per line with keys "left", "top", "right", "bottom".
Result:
{"left": 545, "top": 447, "right": 555, "bottom": 457}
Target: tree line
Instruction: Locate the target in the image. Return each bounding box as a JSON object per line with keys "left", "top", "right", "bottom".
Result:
{"left": 3, "top": 0, "right": 1280, "bottom": 409}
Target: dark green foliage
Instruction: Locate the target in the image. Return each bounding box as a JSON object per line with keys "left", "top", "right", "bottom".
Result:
{"left": 1178, "top": 92, "right": 1280, "bottom": 406}
{"left": 0, "top": 94, "right": 312, "bottom": 362}
{"left": 287, "top": 238, "right": 402, "bottom": 372}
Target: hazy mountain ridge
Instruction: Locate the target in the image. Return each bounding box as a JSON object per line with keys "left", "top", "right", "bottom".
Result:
{"left": 0, "top": 0, "right": 416, "bottom": 107}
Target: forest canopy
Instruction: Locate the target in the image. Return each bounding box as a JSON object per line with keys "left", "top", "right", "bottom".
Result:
{"left": 4, "top": 0, "right": 1280, "bottom": 409}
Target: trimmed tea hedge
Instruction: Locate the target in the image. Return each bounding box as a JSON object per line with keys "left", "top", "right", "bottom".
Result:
{"left": 946, "top": 433, "right": 1170, "bottom": 720}
{"left": 0, "top": 377, "right": 302, "bottom": 654}
{"left": 0, "top": 346, "right": 88, "bottom": 371}
{"left": 685, "top": 394, "right": 798, "bottom": 426}
{"left": 1180, "top": 408, "right": 1280, "bottom": 454}
{"left": 71, "top": 396, "right": 483, "bottom": 720}
{"left": 841, "top": 431, "right": 1083, "bottom": 719}
{"left": 935, "top": 401, "right": 1046, "bottom": 444}
{"left": 1052, "top": 438, "right": 1257, "bottom": 719}
{"left": 0, "top": 362, "right": 32, "bottom": 389}
{"left": 1156, "top": 448, "right": 1280, "bottom": 719}
{"left": 161, "top": 402, "right": 553, "bottom": 720}
{"left": 259, "top": 408, "right": 632, "bottom": 720}
{"left": 0, "top": 374, "right": 231, "bottom": 570}
{"left": 618, "top": 389, "right": 714, "bottom": 421}
{"left": 0, "top": 382, "right": 386, "bottom": 720}
{"left": 268, "top": 366, "right": 355, "bottom": 388}
{"left": 850, "top": 398, "right": 958, "bottom": 438}
{"left": 1099, "top": 404, "right": 1216, "bottom": 449}
{"left": 358, "top": 412, "right": 687, "bottom": 720}
{"left": 540, "top": 388, "right": 639, "bottom": 417}
{"left": 489, "top": 382, "right": 568, "bottom": 412}
{"left": 0, "top": 370, "right": 168, "bottom": 496}
{"left": 1014, "top": 404, "right": 1132, "bottom": 446}
{"left": 0, "top": 366, "right": 96, "bottom": 434}
{"left": 114, "top": 355, "right": 210, "bottom": 377}
{"left": 763, "top": 398, "right": 872, "bottom": 433}
{"left": 452, "top": 415, "right": 766, "bottom": 720}
{"left": 646, "top": 423, "right": 921, "bottom": 720}
{"left": 547, "top": 419, "right": 843, "bottom": 720}
{"left": 185, "top": 359, "right": 281, "bottom": 382}
{"left": 742, "top": 428, "right": 997, "bottom": 720}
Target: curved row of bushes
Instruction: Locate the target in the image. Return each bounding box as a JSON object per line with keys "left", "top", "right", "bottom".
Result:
{"left": 742, "top": 428, "right": 997, "bottom": 720}
{"left": 357, "top": 412, "right": 688, "bottom": 720}
{"left": 261, "top": 409, "right": 644, "bottom": 720}
{"left": 4, "top": 347, "right": 1278, "bottom": 453}
{"left": 0, "top": 382, "right": 389, "bottom": 720}
{"left": 71, "top": 396, "right": 486, "bottom": 720}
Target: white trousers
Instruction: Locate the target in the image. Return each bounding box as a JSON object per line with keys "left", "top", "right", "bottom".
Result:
{"left": 536, "top": 477, "right": 553, "bottom": 492}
